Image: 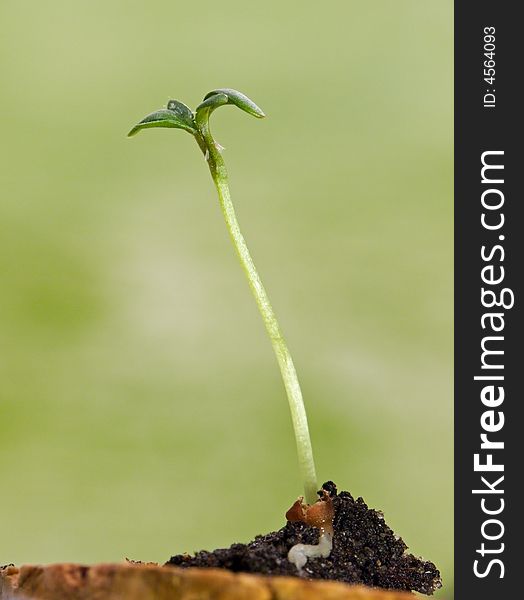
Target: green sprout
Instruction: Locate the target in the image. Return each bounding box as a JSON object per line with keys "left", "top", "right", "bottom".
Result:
{"left": 128, "top": 88, "right": 318, "bottom": 504}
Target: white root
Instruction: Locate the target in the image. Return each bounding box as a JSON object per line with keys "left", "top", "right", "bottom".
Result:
{"left": 287, "top": 530, "right": 333, "bottom": 571}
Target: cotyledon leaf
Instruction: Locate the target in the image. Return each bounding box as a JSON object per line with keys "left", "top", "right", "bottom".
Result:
{"left": 128, "top": 100, "right": 196, "bottom": 137}
{"left": 201, "top": 89, "right": 265, "bottom": 119}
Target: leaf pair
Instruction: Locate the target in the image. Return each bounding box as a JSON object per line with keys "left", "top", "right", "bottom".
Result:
{"left": 127, "top": 89, "right": 265, "bottom": 138}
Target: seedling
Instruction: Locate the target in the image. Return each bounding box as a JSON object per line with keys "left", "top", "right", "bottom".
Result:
{"left": 128, "top": 89, "right": 318, "bottom": 504}
{"left": 127, "top": 91, "right": 442, "bottom": 593}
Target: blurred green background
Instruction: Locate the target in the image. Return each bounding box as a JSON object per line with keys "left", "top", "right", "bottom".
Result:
{"left": 0, "top": 0, "right": 452, "bottom": 597}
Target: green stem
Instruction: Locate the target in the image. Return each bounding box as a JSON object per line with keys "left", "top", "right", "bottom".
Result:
{"left": 196, "top": 126, "right": 318, "bottom": 504}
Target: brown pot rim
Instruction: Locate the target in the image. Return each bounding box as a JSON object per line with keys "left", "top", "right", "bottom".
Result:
{"left": 1, "top": 562, "right": 416, "bottom": 600}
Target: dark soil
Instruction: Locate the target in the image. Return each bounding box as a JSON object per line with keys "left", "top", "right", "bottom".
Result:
{"left": 166, "top": 482, "right": 442, "bottom": 596}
